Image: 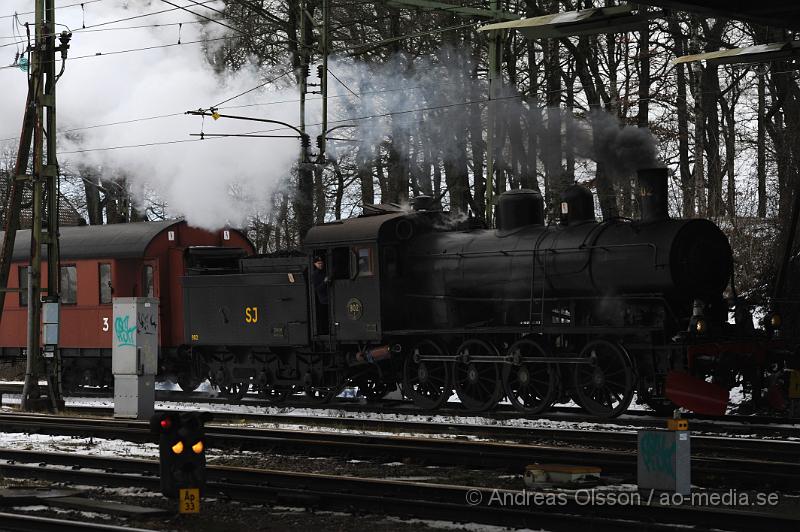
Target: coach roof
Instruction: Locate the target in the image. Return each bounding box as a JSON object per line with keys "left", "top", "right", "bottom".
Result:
{"left": 1, "top": 220, "right": 183, "bottom": 261}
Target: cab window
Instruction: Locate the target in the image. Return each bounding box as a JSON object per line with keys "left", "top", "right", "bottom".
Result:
{"left": 355, "top": 246, "right": 374, "bottom": 277}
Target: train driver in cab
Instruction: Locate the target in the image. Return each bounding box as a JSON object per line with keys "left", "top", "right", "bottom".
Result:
{"left": 312, "top": 254, "right": 330, "bottom": 334}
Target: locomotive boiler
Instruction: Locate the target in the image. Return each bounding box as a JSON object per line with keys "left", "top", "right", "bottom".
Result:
{"left": 181, "top": 168, "right": 792, "bottom": 418}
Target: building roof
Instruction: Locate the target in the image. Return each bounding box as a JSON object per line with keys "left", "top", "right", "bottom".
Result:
{"left": 1, "top": 220, "right": 182, "bottom": 262}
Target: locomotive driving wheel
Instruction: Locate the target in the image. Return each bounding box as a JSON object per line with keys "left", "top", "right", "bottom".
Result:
{"left": 177, "top": 373, "right": 203, "bottom": 393}
{"left": 572, "top": 340, "right": 635, "bottom": 418}
{"left": 254, "top": 384, "right": 291, "bottom": 404}
{"left": 453, "top": 339, "right": 504, "bottom": 412}
{"left": 353, "top": 367, "right": 392, "bottom": 402}
{"left": 219, "top": 379, "right": 250, "bottom": 402}
{"left": 304, "top": 386, "right": 339, "bottom": 403}
{"left": 502, "top": 338, "right": 558, "bottom": 415}
{"left": 403, "top": 340, "right": 452, "bottom": 409}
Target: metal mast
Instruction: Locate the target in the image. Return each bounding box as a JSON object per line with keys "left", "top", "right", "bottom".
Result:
{"left": 0, "top": 0, "right": 70, "bottom": 412}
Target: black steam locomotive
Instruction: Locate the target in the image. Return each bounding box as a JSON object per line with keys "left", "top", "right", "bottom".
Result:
{"left": 181, "top": 168, "right": 793, "bottom": 418}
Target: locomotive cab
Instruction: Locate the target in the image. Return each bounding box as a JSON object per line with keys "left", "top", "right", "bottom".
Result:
{"left": 304, "top": 208, "right": 410, "bottom": 344}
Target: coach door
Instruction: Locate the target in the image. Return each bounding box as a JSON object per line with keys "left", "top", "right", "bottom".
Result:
{"left": 330, "top": 244, "right": 380, "bottom": 342}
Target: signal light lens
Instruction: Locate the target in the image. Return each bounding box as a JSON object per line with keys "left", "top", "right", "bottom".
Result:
{"left": 192, "top": 441, "right": 204, "bottom": 454}
{"left": 171, "top": 441, "right": 184, "bottom": 454}
{"left": 770, "top": 313, "right": 782, "bottom": 329}
{"left": 160, "top": 417, "right": 172, "bottom": 430}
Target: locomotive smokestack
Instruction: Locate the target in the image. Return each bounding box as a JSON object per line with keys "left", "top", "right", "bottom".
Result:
{"left": 637, "top": 168, "right": 669, "bottom": 223}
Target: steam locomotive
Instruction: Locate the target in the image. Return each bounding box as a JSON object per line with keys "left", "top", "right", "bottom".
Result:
{"left": 183, "top": 168, "right": 795, "bottom": 418}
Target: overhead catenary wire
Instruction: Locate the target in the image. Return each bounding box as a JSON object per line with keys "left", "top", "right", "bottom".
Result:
{"left": 0, "top": 77, "right": 478, "bottom": 144}
{"left": 211, "top": 68, "right": 296, "bottom": 109}
{"left": 158, "top": 0, "right": 248, "bottom": 38}
{"left": 0, "top": 0, "right": 225, "bottom": 50}
{"left": 53, "top": 92, "right": 526, "bottom": 155}
{"left": 0, "top": 76, "right": 572, "bottom": 146}
{"left": 0, "top": 0, "right": 104, "bottom": 20}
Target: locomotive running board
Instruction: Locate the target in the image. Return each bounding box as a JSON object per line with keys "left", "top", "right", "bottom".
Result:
{"left": 665, "top": 371, "right": 729, "bottom": 416}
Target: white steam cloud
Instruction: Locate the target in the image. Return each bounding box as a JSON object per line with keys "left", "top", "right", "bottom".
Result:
{"left": 0, "top": 0, "right": 307, "bottom": 230}
{"left": 0, "top": 3, "right": 660, "bottom": 230}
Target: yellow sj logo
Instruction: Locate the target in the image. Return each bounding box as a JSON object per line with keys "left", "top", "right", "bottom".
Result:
{"left": 245, "top": 307, "right": 259, "bottom": 324}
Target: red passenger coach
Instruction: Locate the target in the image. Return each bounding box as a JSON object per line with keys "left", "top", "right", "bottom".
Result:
{"left": 0, "top": 220, "right": 253, "bottom": 390}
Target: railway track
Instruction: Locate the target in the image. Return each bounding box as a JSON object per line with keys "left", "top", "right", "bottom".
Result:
{"left": 3, "top": 382, "right": 799, "bottom": 439}
{"left": 0, "top": 448, "right": 797, "bottom": 531}
{"left": 0, "top": 512, "right": 156, "bottom": 532}
{"left": 0, "top": 412, "right": 798, "bottom": 490}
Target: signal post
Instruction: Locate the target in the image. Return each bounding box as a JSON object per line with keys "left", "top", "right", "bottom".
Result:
{"left": 151, "top": 412, "right": 211, "bottom": 514}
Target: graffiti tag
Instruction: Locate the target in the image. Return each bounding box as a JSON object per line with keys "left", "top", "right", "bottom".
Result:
{"left": 640, "top": 432, "right": 676, "bottom": 479}
{"left": 137, "top": 312, "right": 157, "bottom": 335}
{"left": 115, "top": 316, "right": 137, "bottom": 347}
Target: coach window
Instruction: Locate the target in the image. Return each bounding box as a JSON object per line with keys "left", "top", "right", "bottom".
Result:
{"left": 60, "top": 265, "right": 77, "bottom": 305}
{"left": 18, "top": 266, "right": 28, "bottom": 306}
{"left": 143, "top": 265, "right": 154, "bottom": 297}
{"left": 355, "top": 246, "right": 374, "bottom": 277}
{"left": 99, "top": 263, "right": 112, "bottom": 304}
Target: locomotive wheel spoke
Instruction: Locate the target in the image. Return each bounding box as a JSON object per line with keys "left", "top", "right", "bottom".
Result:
{"left": 403, "top": 340, "right": 452, "bottom": 410}
{"left": 219, "top": 379, "right": 249, "bottom": 402}
{"left": 354, "top": 371, "right": 392, "bottom": 402}
{"left": 304, "top": 385, "right": 339, "bottom": 403}
{"left": 255, "top": 384, "right": 290, "bottom": 404}
{"left": 454, "top": 339, "right": 503, "bottom": 412}
{"left": 572, "top": 340, "right": 635, "bottom": 419}
{"left": 502, "top": 338, "right": 558, "bottom": 415}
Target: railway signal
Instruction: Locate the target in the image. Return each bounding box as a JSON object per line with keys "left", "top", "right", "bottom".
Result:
{"left": 150, "top": 412, "right": 211, "bottom": 506}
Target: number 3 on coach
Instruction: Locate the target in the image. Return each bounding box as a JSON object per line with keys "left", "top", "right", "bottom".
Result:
{"left": 245, "top": 306, "right": 259, "bottom": 324}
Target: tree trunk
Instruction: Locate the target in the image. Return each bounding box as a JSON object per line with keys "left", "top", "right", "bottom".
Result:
{"left": 757, "top": 71, "right": 767, "bottom": 218}
{"left": 689, "top": 19, "right": 706, "bottom": 216}
{"left": 544, "top": 30, "right": 562, "bottom": 213}
{"left": 313, "top": 165, "right": 325, "bottom": 224}
{"left": 669, "top": 18, "right": 693, "bottom": 217}
{"left": 357, "top": 143, "right": 374, "bottom": 206}
{"left": 700, "top": 20, "right": 726, "bottom": 218}
{"left": 469, "top": 80, "right": 486, "bottom": 218}
{"left": 81, "top": 168, "right": 103, "bottom": 225}
{"left": 636, "top": 21, "right": 651, "bottom": 218}
{"left": 444, "top": 127, "right": 470, "bottom": 214}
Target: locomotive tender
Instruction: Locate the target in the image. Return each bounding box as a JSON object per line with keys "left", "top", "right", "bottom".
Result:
{"left": 183, "top": 168, "right": 790, "bottom": 417}
{"left": 0, "top": 220, "right": 253, "bottom": 390}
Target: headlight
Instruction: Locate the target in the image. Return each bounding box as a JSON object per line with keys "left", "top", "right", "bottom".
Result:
{"left": 770, "top": 313, "right": 782, "bottom": 329}
{"left": 695, "top": 319, "right": 707, "bottom": 334}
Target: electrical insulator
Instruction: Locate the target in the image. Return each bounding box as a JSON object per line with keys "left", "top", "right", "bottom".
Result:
{"left": 301, "top": 64, "right": 310, "bottom": 79}
{"left": 316, "top": 135, "right": 325, "bottom": 150}
{"left": 317, "top": 65, "right": 325, "bottom": 79}
{"left": 300, "top": 134, "right": 311, "bottom": 148}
